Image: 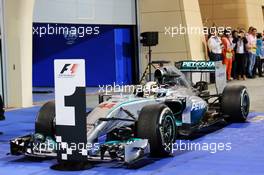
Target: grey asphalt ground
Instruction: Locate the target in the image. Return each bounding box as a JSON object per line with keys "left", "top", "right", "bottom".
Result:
{"left": 208, "top": 76, "right": 264, "bottom": 112}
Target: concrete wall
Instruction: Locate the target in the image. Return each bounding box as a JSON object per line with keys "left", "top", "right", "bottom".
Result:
{"left": 139, "top": 0, "right": 206, "bottom": 72}
{"left": 199, "top": 0, "right": 249, "bottom": 29}
{"left": 245, "top": 0, "right": 264, "bottom": 31}
{"left": 3, "top": 0, "right": 34, "bottom": 107}
{"left": 182, "top": 0, "right": 206, "bottom": 60}
{"left": 199, "top": 0, "right": 264, "bottom": 31}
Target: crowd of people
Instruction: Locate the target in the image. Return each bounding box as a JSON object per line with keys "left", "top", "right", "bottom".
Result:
{"left": 206, "top": 27, "right": 264, "bottom": 81}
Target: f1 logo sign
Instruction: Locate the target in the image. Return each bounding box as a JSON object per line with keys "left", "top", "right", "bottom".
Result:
{"left": 60, "top": 64, "right": 79, "bottom": 75}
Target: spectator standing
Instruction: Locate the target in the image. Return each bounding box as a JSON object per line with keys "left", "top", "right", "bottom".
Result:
{"left": 253, "top": 33, "right": 263, "bottom": 77}
{"left": 233, "top": 30, "right": 248, "bottom": 80}
{"left": 231, "top": 30, "right": 239, "bottom": 79}
{"left": 203, "top": 34, "right": 210, "bottom": 60}
{"left": 208, "top": 31, "right": 223, "bottom": 61}
{"left": 259, "top": 32, "right": 264, "bottom": 73}
{"left": 246, "top": 27, "right": 257, "bottom": 78}
{"left": 245, "top": 27, "right": 253, "bottom": 76}
{"left": 222, "top": 30, "right": 234, "bottom": 81}
{"left": 262, "top": 33, "right": 264, "bottom": 58}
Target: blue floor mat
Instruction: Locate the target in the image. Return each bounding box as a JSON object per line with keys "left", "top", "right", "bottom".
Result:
{"left": 0, "top": 107, "right": 264, "bottom": 175}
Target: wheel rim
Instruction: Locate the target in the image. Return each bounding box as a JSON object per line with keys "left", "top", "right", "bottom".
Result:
{"left": 159, "top": 109, "right": 176, "bottom": 153}
{"left": 241, "top": 92, "right": 249, "bottom": 118}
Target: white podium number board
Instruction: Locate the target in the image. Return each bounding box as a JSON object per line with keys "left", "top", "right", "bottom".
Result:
{"left": 54, "top": 59, "right": 87, "bottom": 162}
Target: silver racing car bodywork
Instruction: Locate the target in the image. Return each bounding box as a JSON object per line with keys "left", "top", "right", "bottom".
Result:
{"left": 86, "top": 87, "right": 207, "bottom": 145}
{"left": 86, "top": 66, "right": 207, "bottom": 146}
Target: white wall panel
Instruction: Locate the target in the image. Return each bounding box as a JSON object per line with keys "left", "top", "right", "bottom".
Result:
{"left": 33, "top": 0, "right": 136, "bottom": 25}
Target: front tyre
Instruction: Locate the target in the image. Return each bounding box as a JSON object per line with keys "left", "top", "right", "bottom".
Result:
{"left": 137, "top": 104, "right": 176, "bottom": 157}
{"left": 221, "top": 85, "right": 250, "bottom": 122}
{"left": 35, "top": 101, "right": 56, "bottom": 137}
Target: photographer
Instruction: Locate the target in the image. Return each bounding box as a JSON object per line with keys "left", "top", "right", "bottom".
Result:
{"left": 233, "top": 30, "right": 248, "bottom": 80}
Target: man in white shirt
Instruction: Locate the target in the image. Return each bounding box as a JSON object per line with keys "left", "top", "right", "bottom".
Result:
{"left": 208, "top": 31, "right": 223, "bottom": 61}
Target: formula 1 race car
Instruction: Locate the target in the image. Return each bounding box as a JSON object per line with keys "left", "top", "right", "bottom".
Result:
{"left": 10, "top": 61, "right": 250, "bottom": 168}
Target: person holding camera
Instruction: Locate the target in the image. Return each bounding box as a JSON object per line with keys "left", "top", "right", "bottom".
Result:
{"left": 233, "top": 30, "right": 248, "bottom": 80}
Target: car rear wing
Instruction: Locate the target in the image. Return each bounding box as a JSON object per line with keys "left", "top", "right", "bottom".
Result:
{"left": 175, "top": 61, "right": 227, "bottom": 94}
{"left": 175, "top": 61, "right": 216, "bottom": 72}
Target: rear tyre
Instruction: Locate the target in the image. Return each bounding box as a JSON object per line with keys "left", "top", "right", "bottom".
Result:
{"left": 221, "top": 85, "right": 250, "bottom": 122}
{"left": 35, "top": 101, "right": 56, "bottom": 137}
{"left": 137, "top": 104, "right": 176, "bottom": 157}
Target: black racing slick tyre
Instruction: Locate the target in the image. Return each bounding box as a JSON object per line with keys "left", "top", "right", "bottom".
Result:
{"left": 137, "top": 104, "right": 176, "bottom": 157}
{"left": 221, "top": 85, "right": 250, "bottom": 122}
{"left": 35, "top": 101, "right": 56, "bottom": 137}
